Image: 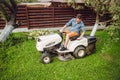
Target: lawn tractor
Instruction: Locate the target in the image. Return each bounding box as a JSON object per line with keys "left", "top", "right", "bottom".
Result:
{"left": 36, "top": 31, "right": 97, "bottom": 64}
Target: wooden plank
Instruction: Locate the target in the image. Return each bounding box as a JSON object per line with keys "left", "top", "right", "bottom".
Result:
{"left": 29, "top": 18, "right": 53, "bottom": 21}
{"left": 16, "top": 14, "right": 27, "bottom": 17}
{"left": 29, "top": 24, "right": 53, "bottom": 27}
{"left": 54, "top": 19, "right": 71, "bottom": 22}
{"left": 29, "top": 26, "right": 53, "bottom": 29}
{"left": 55, "top": 15, "right": 73, "bottom": 17}
{"left": 54, "top": 9, "right": 73, "bottom": 11}
{"left": 54, "top": 7, "right": 73, "bottom": 10}
{"left": 28, "top": 13, "right": 52, "bottom": 15}
{"left": 27, "top": 6, "right": 53, "bottom": 9}
{"left": 17, "top": 8, "right": 26, "bottom": 11}
{"left": 28, "top": 16, "right": 53, "bottom": 19}
{"left": 28, "top": 14, "right": 53, "bottom": 16}
{"left": 54, "top": 17, "right": 72, "bottom": 19}
{"left": 0, "top": 21, "right": 5, "bottom": 24}
{"left": 29, "top": 21, "right": 53, "bottom": 24}
{"left": 55, "top": 12, "right": 74, "bottom": 15}
{"left": 28, "top": 10, "right": 53, "bottom": 13}
{"left": 17, "top": 11, "right": 27, "bottom": 14}
{"left": 16, "top": 17, "right": 27, "bottom": 20}
{"left": 54, "top": 23, "right": 65, "bottom": 25}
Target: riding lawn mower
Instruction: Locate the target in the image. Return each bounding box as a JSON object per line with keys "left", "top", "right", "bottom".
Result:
{"left": 36, "top": 31, "right": 97, "bottom": 64}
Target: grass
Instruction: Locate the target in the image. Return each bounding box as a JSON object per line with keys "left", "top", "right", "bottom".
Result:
{"left": 0, "top": 31, "right": 120, "bottom": 80}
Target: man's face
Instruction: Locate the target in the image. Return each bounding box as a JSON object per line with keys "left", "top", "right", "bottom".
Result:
{"left": 76, "top": 18, "right": 81, "bottom": 23}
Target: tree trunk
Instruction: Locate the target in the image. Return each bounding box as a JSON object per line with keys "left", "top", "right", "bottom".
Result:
{"left": 90, "top": 5, "right": 100, "bottom": 36}
{"left": 90, "top": 20, "right": 99, "bottom": 36}
{"left": 0, "top": 0, "right": 18, "bottom": 43}
{"left": 0, "top": 21, "right": 15, "bottom": 43}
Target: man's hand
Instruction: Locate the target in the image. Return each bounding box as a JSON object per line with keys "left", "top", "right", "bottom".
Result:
{"left": 77, "top": 37, "right": 82, "bottom": 40}
{"left": 59, "top": 29, "right": 63, "bottom": 33}
{"left": 77, "top": 32, "right": 85, "bottom": 40}
{"left": 60, "top": 25, "right": 66, "bottom": 33}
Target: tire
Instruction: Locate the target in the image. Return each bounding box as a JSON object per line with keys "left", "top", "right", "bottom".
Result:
{"left": 73, "top": 46, "right": 86, "bottom": 58}
{"left": 40, "top": 52, "right": 52, "bottom": 64}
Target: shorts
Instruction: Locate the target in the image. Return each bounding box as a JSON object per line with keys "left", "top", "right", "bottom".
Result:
{"left": 64, "top": 30, "right": 79, "bottom": 38}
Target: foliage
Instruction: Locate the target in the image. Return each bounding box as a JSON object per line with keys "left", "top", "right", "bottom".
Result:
{"left": 85, "top": 0, "right": 109, "bottom": 13}
{"left": 86, "top": 0, "right": 114, "bottom": 23}
{"left": 65, "top": 0, "right": 84, "bottom": 10}
{"left": 0, "top": 1, "right": 12, "bottom": 21}
{"left": 109, "top": 0, "right": 120, "bottom": 27}
{"left": 28, "top": 30, "right": 58, "bottom": 40}
{"left": 101, "top": 0, "right": 120, "bottom": 54}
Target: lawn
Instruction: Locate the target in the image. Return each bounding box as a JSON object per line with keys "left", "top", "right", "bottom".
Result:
{"left": 0, "top": 31, "right": 120, "bottom": 80}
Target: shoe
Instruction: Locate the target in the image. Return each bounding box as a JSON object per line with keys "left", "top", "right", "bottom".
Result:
{"left": 60, "top": 46, "right": 67, "bottom": 51}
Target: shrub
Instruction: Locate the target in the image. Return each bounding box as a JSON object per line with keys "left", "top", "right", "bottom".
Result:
{"left": 28, "top": 30, "right": 58, "bottom": 40}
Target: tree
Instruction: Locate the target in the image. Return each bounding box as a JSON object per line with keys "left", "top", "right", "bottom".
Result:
{"left": 85, "top": 0, "right": 113, "bottom": 36}
{"left": 0, "top": 0, "right": 38, "bottom": 43}
{"left": 0, "top": 0, "right": 20, "bottom": 43}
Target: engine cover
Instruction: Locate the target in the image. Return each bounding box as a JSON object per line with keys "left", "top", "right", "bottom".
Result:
{"left": 36, "top": 34, "right": 62, "bottom": 51}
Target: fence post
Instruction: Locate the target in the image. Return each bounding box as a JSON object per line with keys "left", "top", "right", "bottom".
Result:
{"left": 52, "top": 7, "right": 55, "bottom": 27}
{"left": 25, "top": 5, "right": 30, "bottom": 29}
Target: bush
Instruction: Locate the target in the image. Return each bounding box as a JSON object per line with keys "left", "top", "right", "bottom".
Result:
{"left": 101, "top": 25, "right": 120, "bottom": 54}
{"left": 28, "top": 30, "right": 58, "bottom": 40}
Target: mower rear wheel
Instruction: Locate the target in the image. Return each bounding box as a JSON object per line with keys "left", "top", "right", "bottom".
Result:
{"left": 40, "top": 53, "right": 52, "bottom": 64}
{"left": 73, "top": 46, "right": 86, "bottom": 58}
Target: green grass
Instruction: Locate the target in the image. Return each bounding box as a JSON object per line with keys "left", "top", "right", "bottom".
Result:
{"left": 0, "top": 31, "right": 120, "bottom": 80}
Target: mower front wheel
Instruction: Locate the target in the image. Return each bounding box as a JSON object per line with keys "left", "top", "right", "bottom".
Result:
{"left": 40, "top": 53, "right": 52, "bottom": 64}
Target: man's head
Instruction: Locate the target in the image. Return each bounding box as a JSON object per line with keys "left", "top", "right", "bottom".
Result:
{"left": 76, "top": 14, "right": 82, "bottom": 23}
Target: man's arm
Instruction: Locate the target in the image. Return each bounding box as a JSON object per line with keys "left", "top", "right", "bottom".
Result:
{"left": 60, "top": 18, "right": 73, "bottom": 32}
{"left": 77, "top": 23, "right": 86, "bottom": 40}
{"left": 60, "top": 25, "right": 67, "bottom": 32}
{"left": 77, "top": 32, "right": 85, "bottom": 40}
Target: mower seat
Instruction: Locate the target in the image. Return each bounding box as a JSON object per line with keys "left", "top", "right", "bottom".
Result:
{"left": 70, "top": 36, "right": 79, "bottom": 41}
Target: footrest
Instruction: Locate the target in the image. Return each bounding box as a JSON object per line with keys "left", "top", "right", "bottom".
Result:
{"left": 56, "top": 49, "right": 71, "bottom": 53}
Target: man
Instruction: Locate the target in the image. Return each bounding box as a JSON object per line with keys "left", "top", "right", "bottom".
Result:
{"left": 60, "top": 14, "right": 86, "bottom": 51}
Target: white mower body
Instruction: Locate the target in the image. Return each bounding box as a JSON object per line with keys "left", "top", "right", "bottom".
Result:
{"left": 36, "top": 33, "right": 88, "bottom": 52}
{"left": 67, "top": 37, "right": 88, "bottom": 52}
{"left": 36, "top": 34, "right": 62, "bottom": 51}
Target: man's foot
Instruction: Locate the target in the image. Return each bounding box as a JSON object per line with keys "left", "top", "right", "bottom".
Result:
{"left": 60, "top": 46, "right": 67, "bottom": 51}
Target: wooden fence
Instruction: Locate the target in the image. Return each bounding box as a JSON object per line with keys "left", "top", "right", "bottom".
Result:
{"left": 0, "top": 4, "right": 96, "bottom": 29}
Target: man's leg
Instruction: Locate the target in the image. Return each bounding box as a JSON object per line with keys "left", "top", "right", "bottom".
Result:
{"left": 59, "top": 30, "right": 70, "bottom": 51}
{"left": 64, "top": 32, "right": 78, "bottom": 48}
{"left": 64, "top": 34, "right": 70, "bottom": 48}
{"left": 60, "top": 31, "right": 78, "bottom": 51}
{"left": 63, "top": 30, "right": 70, "bottom": 34}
